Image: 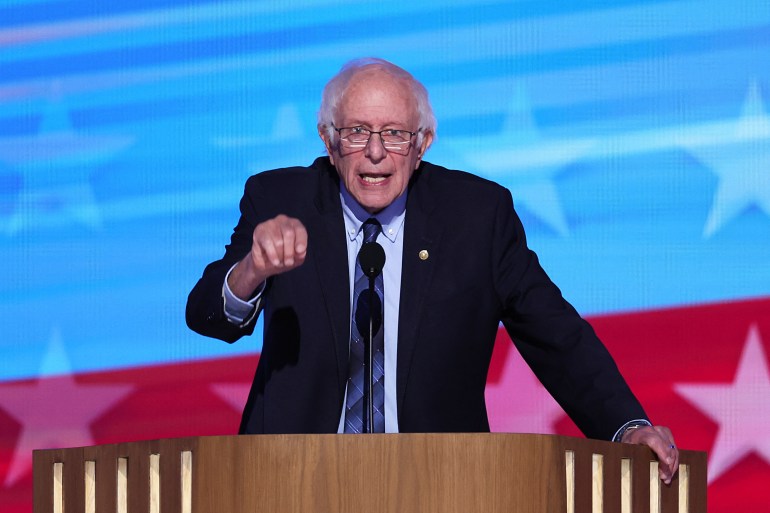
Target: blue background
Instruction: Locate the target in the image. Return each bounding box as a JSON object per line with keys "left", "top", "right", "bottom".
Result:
{"left": 1, "top": 0, "right": 769, "bottom": 381}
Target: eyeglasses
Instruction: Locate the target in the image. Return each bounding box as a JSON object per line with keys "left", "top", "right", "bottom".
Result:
{"left": 332, "top": 124, "right": 418, "bottom": 153}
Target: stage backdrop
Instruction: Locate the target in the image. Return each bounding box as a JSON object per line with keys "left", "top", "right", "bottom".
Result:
{"left": 1, "top": 1, "right": 769, "bottom": 511}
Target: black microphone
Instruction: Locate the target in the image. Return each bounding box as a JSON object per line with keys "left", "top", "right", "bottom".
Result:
{"left": 358, "top": 241, "right": 386, "bottom": 278}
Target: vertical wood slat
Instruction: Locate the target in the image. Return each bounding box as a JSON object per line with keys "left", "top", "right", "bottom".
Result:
{"left": 117, "top": 458, "right": 128, "bottom": 513}
{"left": 52, "top": 463, "right": 63, "bottom": 513}
{"left": 650, "top": 461, "right": 661, "bottom": 513}
{"left": 678, "top": 464, "right": 690, "bottom": 513}
{"left": 181, "top": 450, "right": 193, "bottom": 513}
{"left": 592, "top": 454, "right": 603, "bottom": 513}
{"left": 564, "top": 450, "right": 574, "bottom": 513}
{"left": 84, "top": 461, "right": 95, "bottom": 513}
{"left": 150, "top": 454, "right": 161, "bottom": 513}
{"left": 621, "top": 458, "right": 632, "bottom": 513}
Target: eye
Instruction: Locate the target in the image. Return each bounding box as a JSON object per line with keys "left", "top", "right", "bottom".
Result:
{"left": 350, "top": 126, "right": 366, "bottom": 134}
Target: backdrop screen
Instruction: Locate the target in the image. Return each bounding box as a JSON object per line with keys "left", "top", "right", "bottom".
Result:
{"left": 1, "top": 1, "right": 769, "bottom": 511}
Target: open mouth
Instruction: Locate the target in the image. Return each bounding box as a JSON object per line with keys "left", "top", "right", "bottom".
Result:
{"left": 361, "top": 174, "right": 389, "bottom": 184}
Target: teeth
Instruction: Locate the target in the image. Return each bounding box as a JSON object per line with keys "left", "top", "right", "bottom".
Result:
{"left": 362, "top": 176, "right": 386, "bottom": 183}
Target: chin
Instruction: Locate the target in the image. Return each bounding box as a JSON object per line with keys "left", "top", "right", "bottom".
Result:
{"left": 361, "top": 203, "right": 387, "bottom": 214}
{"left": 353, "top": 193, "right": 390, "bottom": 213}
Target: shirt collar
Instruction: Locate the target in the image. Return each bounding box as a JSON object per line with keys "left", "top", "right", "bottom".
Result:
{"left": 340, "top": 183, "right": 407, "bottom": 243}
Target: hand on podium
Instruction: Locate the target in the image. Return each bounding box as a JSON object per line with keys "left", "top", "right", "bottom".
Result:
{"left": 621, "top": 424, "right": 679, "bottom": 484}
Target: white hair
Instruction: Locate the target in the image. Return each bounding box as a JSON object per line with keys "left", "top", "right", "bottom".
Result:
{"left": 317, "top": 57, "right": 437, "bottom": 147}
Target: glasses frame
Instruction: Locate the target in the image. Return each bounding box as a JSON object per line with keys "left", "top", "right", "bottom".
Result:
{"left": 331, "top": 124, "right": 418, "bottom": 153}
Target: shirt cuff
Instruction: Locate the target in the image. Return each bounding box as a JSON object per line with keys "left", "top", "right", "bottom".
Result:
{"left": 222, "top": 263, "right": 264, "bottom": 328}
{"left": 612, "top": 419, "right": 653, "bottom": 442}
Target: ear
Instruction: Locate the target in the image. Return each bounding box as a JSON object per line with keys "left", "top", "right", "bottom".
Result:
{"left": 318, "top": 124, "right": 336, "bottom": 166}
{"left": 414, "top": 130, "right": 434, "bottom": 169}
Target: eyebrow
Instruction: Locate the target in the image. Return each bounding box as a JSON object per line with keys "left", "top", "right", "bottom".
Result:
{"left": 342, "top": 120, "right": 411, "bottom": 129}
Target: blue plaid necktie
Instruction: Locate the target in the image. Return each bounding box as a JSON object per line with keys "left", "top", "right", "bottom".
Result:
{"left": 344, "top": 218, "right": 385, "bottom": 433}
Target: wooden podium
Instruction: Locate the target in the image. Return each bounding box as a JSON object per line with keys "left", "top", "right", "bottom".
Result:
{"left": 33, "top": 433, "right": 706, "bottom": 513}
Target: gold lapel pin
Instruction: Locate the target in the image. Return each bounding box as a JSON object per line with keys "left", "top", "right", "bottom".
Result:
{"left": 418, "top": 249, "right": 429, "bottom": 261}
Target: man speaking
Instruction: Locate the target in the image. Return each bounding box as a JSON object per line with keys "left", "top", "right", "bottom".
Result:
{"left": 186, "top": 57, "right": 679, "bottom": 483}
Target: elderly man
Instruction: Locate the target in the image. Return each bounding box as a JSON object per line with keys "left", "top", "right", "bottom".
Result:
{"left": 186, "top": 58, "right": 679, "bottom": 483}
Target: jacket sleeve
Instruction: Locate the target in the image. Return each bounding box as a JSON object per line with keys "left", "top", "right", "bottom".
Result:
{"left": 492, "top": 187, "right": 648, "bottom": 441}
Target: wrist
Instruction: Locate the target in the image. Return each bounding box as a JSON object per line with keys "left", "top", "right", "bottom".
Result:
{"left": 229, "top": 258, "right": 267, "bottom": 299}
{"left": 613, "top": 419, "right": 652, "bottom": 443}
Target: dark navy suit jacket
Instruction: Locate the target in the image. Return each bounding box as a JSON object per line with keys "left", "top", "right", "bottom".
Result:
{"left": 186, "top": 157, "right": 646, "bottom": 440}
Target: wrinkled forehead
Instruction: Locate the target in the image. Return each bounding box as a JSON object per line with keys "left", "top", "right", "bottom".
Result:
{"left": 337, "top": 67, "right": 419, "bottom": 124}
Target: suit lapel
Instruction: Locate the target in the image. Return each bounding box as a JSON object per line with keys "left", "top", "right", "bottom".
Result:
{"left": 308, "top": 160, "right": 350, "bottom": 397}
{"left": 396, "top": 164, "right": 442, "bottom": 414}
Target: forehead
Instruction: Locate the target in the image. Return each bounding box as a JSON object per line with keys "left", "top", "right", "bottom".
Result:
{"left": 336, "top": 69, "right": 418, "bottom": 126}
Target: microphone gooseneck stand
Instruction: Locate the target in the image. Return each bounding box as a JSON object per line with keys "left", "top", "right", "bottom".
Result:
{"left": 358, "top": 241, "right": 386, "bottom": 434}
{"left": 365, "top": 274, "right": 376, "bottom": 433}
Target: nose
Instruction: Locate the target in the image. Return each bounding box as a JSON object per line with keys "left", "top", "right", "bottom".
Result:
{"left": 364, "top": 132, "right": 387, "bottom": 162}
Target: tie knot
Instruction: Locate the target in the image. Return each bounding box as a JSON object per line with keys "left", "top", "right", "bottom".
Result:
{"left": 362, "top": 218, "right": 381, "bottom": 244}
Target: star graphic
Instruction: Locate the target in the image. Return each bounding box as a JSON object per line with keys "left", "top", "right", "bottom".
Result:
{"left": 674, "top": 324, "right": 770, "bottom": 483}
{"left": 0, "top": 84, "right": 134, "bottom": 235}
{"left": 209, "top": 102, "right": 322, "bottom": 175}
{"left": 441, "top": 84, "right": 596, "bottom": 236}
{"left": 485, "top": 344, "right": 564, "bottom": 434}
{"left": 0, "top": 328, "right": 133, "bottom": 487}
{"left": 211, "top": 383, "right": 250, "bottom": 412}
{"left": 683, "top": 81, "right": 770, "bottom": 238}
{"left": 210, "top": 102, "right": 305, "bottom": 148}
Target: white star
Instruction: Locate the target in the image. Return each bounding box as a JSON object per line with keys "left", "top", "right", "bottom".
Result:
{"left": 208, "top": 102, "right": 321, "bottom": 175}
{"left": 684, "top": 81, "right": 770, "bottom": 237}
{"left": 442, "top": 84, "right": 596, "bottom": 236}
{"left": 210, "top": 102, "right": 305, "bottom": 148}
{"left": 0, "top": 86, "right": 134, "bottom": 235}
{"left": 211, "top": 383, "right": 250, "bottom": 412}
{"left": 0, "top": 328, "right": 133, "bottom": 487}
{"left": 485, "top": 342, "right": 564, "bottom": 434}
{"left": 674, "top": 324, "right": 770, "bottom": 483}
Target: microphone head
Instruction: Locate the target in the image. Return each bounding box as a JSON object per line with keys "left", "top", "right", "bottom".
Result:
{"left": 358, "top": 242, "right": 386, "bottom": 278}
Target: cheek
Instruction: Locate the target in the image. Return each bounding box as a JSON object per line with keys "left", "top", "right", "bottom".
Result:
{"left": 334, "top": 160, "right": 354, "bottom": 184}
{"left": 399, "top": 164, "right": 417, "bottom": 184}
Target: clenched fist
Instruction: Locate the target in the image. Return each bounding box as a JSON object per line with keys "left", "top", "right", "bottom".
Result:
{"left": 228, "top": 215, "right": 308, "bottom": 300}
